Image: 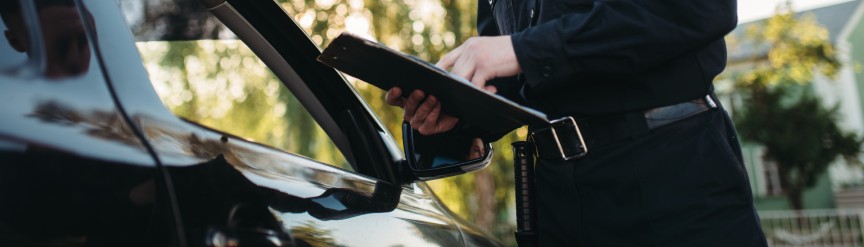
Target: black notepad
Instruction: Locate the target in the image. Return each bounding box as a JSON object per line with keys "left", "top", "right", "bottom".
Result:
{"left": 317, "top": 32, "right": 548, "bottom": 136}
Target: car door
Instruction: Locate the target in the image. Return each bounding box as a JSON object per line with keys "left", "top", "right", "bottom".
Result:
{"left": 79, "top": 0, "right": 493, "bottom": 246}
{"left": 0, "top": 0, "right": 178, "bottom": 246}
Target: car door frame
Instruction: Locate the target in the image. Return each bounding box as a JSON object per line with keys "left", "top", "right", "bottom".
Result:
{"left": 200, "top": 0, "right": 406, "bottom": 184}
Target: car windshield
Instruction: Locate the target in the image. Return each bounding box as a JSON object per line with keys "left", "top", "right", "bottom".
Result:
{"left": 117, "top": 0, "right": 350, "bottom": 170}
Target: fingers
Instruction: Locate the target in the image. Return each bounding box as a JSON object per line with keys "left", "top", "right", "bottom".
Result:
{"left": 470, "top": 71, "right": 490, "bottom": 89}
{"left": 400, "top": 90, "right": 458, "bottom": 136}
{"left": 438, "top": 39, "right": 487, "bottom": 89}
{"left": 389, "top": 85, "right": 462, "bottom": 135}
{"left": 451, "top": 58, "right": 477, "bottom": 85}
{"left": 423, "top": 99, "right": 441, "bottom": 129}
{"left": 411, "top": 95, "right": 437, "bottom": 127}
{"left": 484, "top": 85, "right": 497, "bottom": 94}
{"left": 403, "top": 90, "right": 425, "bottom": 121}
{"left": 417, "top": 104, "right": 440, "bottom": 135}
{"left": 417, "top": 101, "right": 459, "bottom": 135}
{"left": 438, "top": 41, "right": 478, "bottom": 86}
{"left": 439, "top": 36, "right": 523, "bottom": 91}
{"left": 435, "top": 113, "right": 459, "bottom": 134}
{"left": 436, "top": 44, "right": 465, "bottom": 70}
{"left": 385, "top": 87, "right": 405, "bottom": 107}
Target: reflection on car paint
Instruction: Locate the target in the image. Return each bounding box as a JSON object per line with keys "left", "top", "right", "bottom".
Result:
{"left": 1, "top": 0, "right": 92, "bottom": 78}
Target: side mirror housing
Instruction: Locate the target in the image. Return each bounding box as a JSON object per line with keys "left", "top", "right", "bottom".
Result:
{"left": 401, "top": 122, "right": 493, "bottom": 181}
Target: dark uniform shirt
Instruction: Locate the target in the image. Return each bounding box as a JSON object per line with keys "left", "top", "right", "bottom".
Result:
{"left": 479, "top": 0, "right": 737, "bottom": 118}
{"left": 475, "top": 2, "right": 768, "bottom": 246}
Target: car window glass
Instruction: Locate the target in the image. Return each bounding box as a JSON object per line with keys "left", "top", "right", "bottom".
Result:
{"left": 0, "top": 16, "right": 28, "bottom": 73}
{"left": 117, "top": 0, "right": 351, "bottom": 170}
{"left": 0, "top": 0, "right": 37, "bottom": 75}
{"left": 1, "top": 0, "right": 94, "bottom": 78}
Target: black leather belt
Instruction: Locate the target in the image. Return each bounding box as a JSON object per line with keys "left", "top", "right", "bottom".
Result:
{"left": 530, "top": 95, "right": 718, "bottom": 160}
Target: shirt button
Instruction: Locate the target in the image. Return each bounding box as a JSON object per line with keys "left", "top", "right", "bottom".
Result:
{"left": 541, "top": 66, "right": 552, "bottom": 77}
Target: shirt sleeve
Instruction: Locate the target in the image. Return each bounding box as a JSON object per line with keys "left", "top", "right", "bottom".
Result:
{"left": 511, "top": 0, "right": 737, "bottom": 91}
{"left": 477, "top": 0, "right": 498, "bottom": 36}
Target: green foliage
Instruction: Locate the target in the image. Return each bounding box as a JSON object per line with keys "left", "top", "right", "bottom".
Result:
{"left": 737, "top": 2, "right": 841, "bottom": 86}
{"left": 138, "top": 40, "right": 347, "bottom": 167}
{"left": 735, "top": 84, "right": 862, "bottom": 209}
{"left": 729, "top": 1, "right": 862, "bottom": 210}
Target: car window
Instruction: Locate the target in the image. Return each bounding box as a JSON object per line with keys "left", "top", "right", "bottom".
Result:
{"left": 0, "top": 1, "right": 50, "bottom": 76}
{"left": 1, "top": 0, "right": 94, "bottom": 79}
{"left": 0, "top": 0, "right": 38, "bottom": 76}
{"left": 0, "top": 17, "right": 28, "bottom": 73}
{"left": 117, "top": 0, "right": 351, "bottom": 170}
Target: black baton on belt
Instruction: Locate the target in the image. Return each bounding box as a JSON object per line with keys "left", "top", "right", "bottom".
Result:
{"left": 512, "top": 141, "right": 537, "bottom": 247}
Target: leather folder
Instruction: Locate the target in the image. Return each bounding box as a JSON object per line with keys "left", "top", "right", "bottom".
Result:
{"left": 317, "top": 32, "right": 548, "bottom": 136}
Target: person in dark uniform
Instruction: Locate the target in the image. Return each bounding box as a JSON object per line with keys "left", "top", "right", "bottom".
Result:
{"left": 386, "top": 0, "right": 768, "bottom": 246}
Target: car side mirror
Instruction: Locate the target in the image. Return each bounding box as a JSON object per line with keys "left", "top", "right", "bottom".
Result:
{"left": 401, "top": 122, "right": 493, "bottom": 181}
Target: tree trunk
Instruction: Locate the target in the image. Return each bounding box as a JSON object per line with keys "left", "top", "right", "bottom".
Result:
{"left": 474, "top": 168, "right": 495, "bottom": 230}
{"left": 774, "top": 159, "right": 805, "bottom": 210}
{"left": 781, "top": 164, "right": 808, "bottom": 211}
{"left": 787, "top": 186, "right": 804, "bottom": 210}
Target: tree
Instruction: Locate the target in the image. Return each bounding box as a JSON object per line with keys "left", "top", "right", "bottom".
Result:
{"left": 130, "top": 0, "right": 350, "bottom": 166}
{"left": 729, "top": 1, "right": 862, "bottom": 210}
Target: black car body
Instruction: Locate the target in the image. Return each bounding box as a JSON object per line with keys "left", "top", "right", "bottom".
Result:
{"left": 0, "top": 0, "right": 500, "bottom": 246}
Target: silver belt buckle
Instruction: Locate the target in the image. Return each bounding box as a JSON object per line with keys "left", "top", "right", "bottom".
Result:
{"left": 544, "top": 117, "right": 588, "bottom": 160}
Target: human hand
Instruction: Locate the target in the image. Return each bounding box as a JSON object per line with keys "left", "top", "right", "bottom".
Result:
{"left": 385, "top": 87, "right": 459, "bottom": 135}
{"left": 385, "top": 36, "right": 516, "bottom": 136}
{"left": 436, "top": 35, "right": 520, "bottom": 91}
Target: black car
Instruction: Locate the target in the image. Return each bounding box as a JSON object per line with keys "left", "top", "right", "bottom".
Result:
{"left": 0, "top": 0, "right": 501, "bottom": 246}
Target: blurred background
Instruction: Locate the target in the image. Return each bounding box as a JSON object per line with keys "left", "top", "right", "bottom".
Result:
{"left": 136, "top": 0, "right": 864, "bottom": 245}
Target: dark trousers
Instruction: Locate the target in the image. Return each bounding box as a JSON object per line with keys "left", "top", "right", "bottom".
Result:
{"left": 535, "top": 108, "right": 768, "bottom": 246}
